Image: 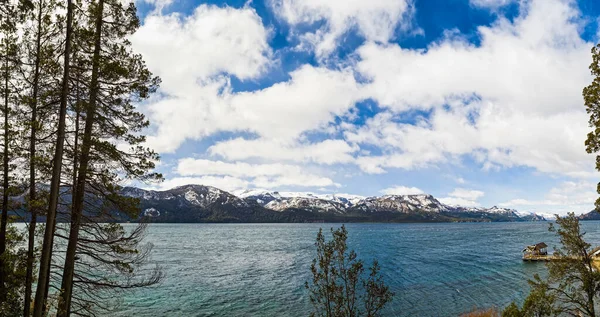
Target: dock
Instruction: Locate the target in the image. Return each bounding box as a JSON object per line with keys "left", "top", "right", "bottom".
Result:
{"left": 522, "top": 242, "right": 549, "bottom": 261}
{"left": 522, "top": 243, "right": 600, "bottom": 264}
{"left": 522, "top": 254, "right": 558, "bottom": 262}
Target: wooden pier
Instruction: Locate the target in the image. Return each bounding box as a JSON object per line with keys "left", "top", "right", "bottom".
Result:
{"left": 522, "top": 254, "right": 558, "bottom": 262}
{"left": 522, "top": 242, "right": 549, "bottom": 261}
{"left": 522, "top": 243, "right": 600, "bottom": 265}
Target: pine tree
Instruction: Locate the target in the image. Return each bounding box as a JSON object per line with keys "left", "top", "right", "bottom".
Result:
{"left": 32, "top": 0, "right": 74, "bottom": 314}
{"left": 19, "top": 0, "right": 62, "bottom": 313}
{"left": 0, "top": 222, "right": 27, "bottom": 316}
{"left": 0, "top": 1, "right": 27, "bottom": 302}
{"left": 56, "top": 0, "right": 161, "bottom": 315}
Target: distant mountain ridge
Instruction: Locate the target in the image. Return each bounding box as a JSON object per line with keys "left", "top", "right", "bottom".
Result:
{"left": 579, "top": 210, "right": 600, "bottom": 220}
{"left": 120, "top": 185, "right": 549, "bottom": 223}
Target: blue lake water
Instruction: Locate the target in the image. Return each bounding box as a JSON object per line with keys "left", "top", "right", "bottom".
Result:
{"left": 114, "top": 221, "right": 600, "bottom": 316}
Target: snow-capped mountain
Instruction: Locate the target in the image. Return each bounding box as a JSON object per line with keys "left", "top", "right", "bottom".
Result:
{"left": 121, "top": 185, "right": 549, "bottom": 223}
{"left": 455, "top": 206, "right": 516, "bottom": 214}
{"left": 351, "top": 194, "right": 450, "bottom": 213}
{"left": 235, "top": 189, "right": 365, "bottom": 210}
{"left": 235, "top": 189, "right": 283, "bottom": 205}
{"left": 265, "top": 197, "right": 346, "bottom": 214}
{"left": 123, "top": 184, "right": 249, "bottom": 209}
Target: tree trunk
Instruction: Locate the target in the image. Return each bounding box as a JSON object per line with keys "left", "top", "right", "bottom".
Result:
{"left": 72, "top": 51, "right": 79, "bottom": 200}
{"left": 0, "top": 30, "right": 10, "bottom": 302}
{"left": 57, "top": 0, "right": 103, "bottom": 315}
{"left": 24, "top": 2, "right": 43, "bottom": 315}
{"left": 32, "top": 0, "right": 74, "bottom": 315}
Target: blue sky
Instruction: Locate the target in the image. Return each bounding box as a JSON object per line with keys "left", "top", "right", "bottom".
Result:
{"left": 130, "top": 0, "right": 600, "bottom": 215}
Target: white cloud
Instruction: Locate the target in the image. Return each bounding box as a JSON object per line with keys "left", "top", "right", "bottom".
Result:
{"left": 380, "top": 185, "right": 425, "bottom": 195}
{"left": 132, "top": 4, "right": 365, "bottom": 193}
{"left": 470, "top": 0, "right": 516, "bottom": 9}
{"left": 270, "top": 0, "right": 413, "bottom": 57}
{"left": 439, "top": 188, "right": 485, "bottom": 206}
{"left": 132, "top": 0, "right": 599, "bottom": 210}
{"left": 499, "top": 180, "right": 597, "bottom": 215}
{"left": 139, "top": 62, "right": 362, "bottom": 153}
{"left": 175, "top": 158, "right": 339, "bottom": 189}
{"left": 139, "top": 0, "right": 173, "bottom": 12}
{"left": 132, "top": 5, "right": 271, "bottom": 95}
{"left": 345, "top": 0, "right": 595, "bottom": 177}
{"left": 438, "top": 197, "right": 481, "bottom": 207}
{"left": 447, "top": 188, "right": 485, "bottom": 200}
{"left": 357, "top": 0, "right": 589, "bottom": 113}
{"left": 208, "top": 138, "right": 358, "bottom": 165}
{"left": 225, "top": 66, "right": 363, "bottom": 140}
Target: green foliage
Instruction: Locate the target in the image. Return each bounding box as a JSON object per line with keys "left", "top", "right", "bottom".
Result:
{"left": 306, "top": 225, "right": 394, "bottom": 317}
{"left": 502, "top": 279, "right": 560, "bottom": 317}
{"left": 0, "top": 223, "right": 27, "bottom": 317}
{"left": 504, "top": 213, "right": 599, "bottom": 317}
{"left": 502, "top": 303, "right": 522, "bottom": 317}
{"left": 584, "top": 44, "right": 600, "bottom": 210}
{"left": 0, "top": 0, "right": 163, "bottom": 315}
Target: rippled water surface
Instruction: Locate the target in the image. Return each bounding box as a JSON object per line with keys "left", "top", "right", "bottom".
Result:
{"left": 115, "top": 221, "right": 600, "bottom": 316}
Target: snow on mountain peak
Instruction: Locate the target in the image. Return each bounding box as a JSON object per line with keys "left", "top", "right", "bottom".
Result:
{"left": 124, "top": 185, "right": 546, "bottom": 220}
{"left": 236, "top": 189, "right": 365, "bottom": 209}
{"left": 264, "top": 196, "right": 346, "bottom": 214}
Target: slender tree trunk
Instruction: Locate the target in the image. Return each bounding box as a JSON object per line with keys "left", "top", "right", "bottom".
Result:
{"left": 58, "top": 0, "right": 103, "bottom": 315}
{"left": 72, "top": 51, "right": 79, "bottom": 200}
{"left": 24, "top": 3, "right": 44, "bottom": 315}
{"left": 0, "top": 34, "right": 9, "bottom": 302}
{"left": 33, "top": 0, "right": 74, "bottom": 315}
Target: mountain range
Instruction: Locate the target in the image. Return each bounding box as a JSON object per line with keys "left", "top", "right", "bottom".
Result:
{"left": 120, "top": 184, "right": 550, "bottom": 223}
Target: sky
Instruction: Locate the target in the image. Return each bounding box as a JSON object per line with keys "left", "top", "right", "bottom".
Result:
{"left": 129, "top": 0, "right": 600, "bottom": 215}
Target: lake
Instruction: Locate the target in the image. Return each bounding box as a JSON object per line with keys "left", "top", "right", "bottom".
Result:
{"left": 113, "top": 221, "right": 600, "bottom": 316}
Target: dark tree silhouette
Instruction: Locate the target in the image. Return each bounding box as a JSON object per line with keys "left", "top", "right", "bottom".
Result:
{"left": 306, "top": 225, "right": 394, "bottom": 317}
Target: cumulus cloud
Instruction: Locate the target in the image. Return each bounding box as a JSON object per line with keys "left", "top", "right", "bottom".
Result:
{"left": 345, "top": 0, "right": 595, "bottom": 177}
{"left": 224, "top": 66, "right": 363, "bottom": 140}
{"left": 438, "top": 197, "right": 481, "bottom": 207}
{"left": 132, "top": 0, "right": 599, "bottom": 203}
{"left": 470, "top": 0, "right": 516, "bottom": 9}
{"left": 175, "top": 158, "right": 339, "bottom": 189}
{"left": 447, "top": 188, "right": 485, "bottom": 200}
{"left": 208, "top": 138, "right": 358, "bottom": 165}
{"left": 380, "top": 186, "right": 425, "bottom": 195}
{"left": 439, "top": 188, "right": 485, "bottom": 206}
{"left": 139, "top": 0, "right": 174, "bottom": 12}
{"left": 499, "top": 180, "right": 597, "bottom": 215}
{"left": 132, "top": 4, "right": 366, "bottom": 191}
{"left": 270, "top": 0, "right": 413, "bottom": 57}
{"left": 132, "top": 5, "right": 271, "bottom": 94}
{"left": 138, "top": 59, "right": 362, "bottom": 152}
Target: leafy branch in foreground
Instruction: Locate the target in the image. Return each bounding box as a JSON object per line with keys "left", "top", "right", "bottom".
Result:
{"left": 306, "top": 225, "right": 394, "bottom": 317}
{"left": 503, "top": 213, "right": 599, "bottom": 317}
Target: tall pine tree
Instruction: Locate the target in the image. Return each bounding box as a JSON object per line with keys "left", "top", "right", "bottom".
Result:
{"left": 19, "top": 0, "right": 62, "bottom": 313}
{"left": 56, "top": 0, "right": 161, "bottom": 315}
{"left": 0, "top": 1, "right": 28, "bottom": 302}
{"left": 32, "top": 0, "right": 74, "bottom": 315}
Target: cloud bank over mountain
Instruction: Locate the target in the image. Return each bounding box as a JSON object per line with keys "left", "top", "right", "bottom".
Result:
{"left": 130, "top": 0, "right": 600, "bottom": 215}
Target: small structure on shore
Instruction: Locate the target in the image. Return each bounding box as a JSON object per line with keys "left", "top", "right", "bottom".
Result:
{"left": 522, "top": 244, "right": 600, "bottom": 265}
{"left": 591, "top": 246, "right": 600, "bottom": 258}
{"left": 522, "top": 242, "right": 549, "bottom": 261}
